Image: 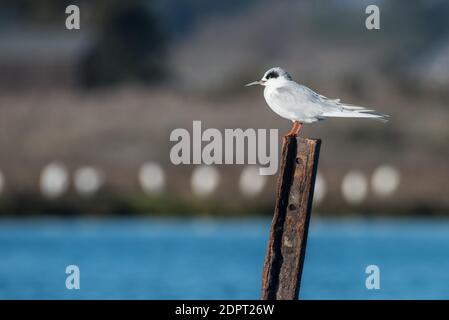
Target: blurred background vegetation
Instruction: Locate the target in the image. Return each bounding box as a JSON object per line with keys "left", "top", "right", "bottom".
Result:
{"left": 0, "top": 0, "right": 448, "bottom": 216}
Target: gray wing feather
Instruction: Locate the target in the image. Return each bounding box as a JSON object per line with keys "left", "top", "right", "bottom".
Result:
{"left": 270, "top": 82, "right": 388, "bottom": 122}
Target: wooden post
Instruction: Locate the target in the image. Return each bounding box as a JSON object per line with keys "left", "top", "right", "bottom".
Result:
{"left": 261, "top": 136, "right": 321, "bottom": 300}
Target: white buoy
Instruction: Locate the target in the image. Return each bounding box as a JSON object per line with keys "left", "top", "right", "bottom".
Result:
{"left": 139, "top": 162, "right": 165, "bottom": 194}
{"left": 313, "top": 173, "right": 327, "bottom": 205}
{"left": 191, "top": 165, "right": 220, "bottom": 197}
{"left": 0, "top": 170, "right": 4, "bottom": 195}
{"left": 371, "top": 165, "right": 400, "bottom": 197}
{"left": 40, "top": 162, "right": 69, "bottom": 198}
{"left": 74, "top": 166, "right": 102, "bottom": 196}
{"left": 341, "top": 170, "right": 368, "bottom": 205}
{"left": 239, "top": 166, "right": 266, "bottom": 197}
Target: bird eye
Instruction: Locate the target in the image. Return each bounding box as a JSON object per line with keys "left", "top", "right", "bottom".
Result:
{"left": 266, "top": 71, "right": 278, "bottom": 80}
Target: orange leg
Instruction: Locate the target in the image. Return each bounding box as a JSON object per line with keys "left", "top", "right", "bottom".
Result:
{"left": 285, "top": 121, "right": 303, "bottom": 137}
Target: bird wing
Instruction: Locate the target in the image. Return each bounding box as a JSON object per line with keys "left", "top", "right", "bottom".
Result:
{"left": 294, "top": 84, "right": 380, "bottom": 113}
{"left": 271, "top": 82, "right": 329, "bottom": 120}
{"left": 273, "top": 82, "right": 388, "bottom": 122}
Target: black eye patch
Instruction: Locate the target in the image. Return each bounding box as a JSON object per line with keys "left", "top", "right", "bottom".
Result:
{"left": 265, "top": 71, "right": 279, "bottom": 79}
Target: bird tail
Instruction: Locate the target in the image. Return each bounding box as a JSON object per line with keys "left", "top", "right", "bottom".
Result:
{"left": 322, "top": 104, "right": 390, "bottom": 123}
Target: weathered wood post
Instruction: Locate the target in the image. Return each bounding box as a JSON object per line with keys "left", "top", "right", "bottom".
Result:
{"left": 261, "top": 136, "right": 321, "bottom": 300}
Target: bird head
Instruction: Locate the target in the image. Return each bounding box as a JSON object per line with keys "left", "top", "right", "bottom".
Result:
{"left": 245, "top": 67, "right": 292, "bottom": 87}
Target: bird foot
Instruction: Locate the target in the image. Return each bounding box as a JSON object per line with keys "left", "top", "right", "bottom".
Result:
{"left": 285, "top": 121, "right": 303, "bottom": 137}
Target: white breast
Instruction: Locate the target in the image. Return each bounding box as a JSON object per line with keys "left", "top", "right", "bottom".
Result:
{"left": 264, "top": 86, "right": 293, "bottom": 120}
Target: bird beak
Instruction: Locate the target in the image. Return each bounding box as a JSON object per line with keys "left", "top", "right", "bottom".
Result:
{"left": 245, "top": 80, "right": 263, "bottom": 87}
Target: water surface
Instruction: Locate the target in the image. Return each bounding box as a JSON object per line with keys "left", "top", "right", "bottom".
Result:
{"left": 0, "top": 217, "right": 448, "bottom": 299}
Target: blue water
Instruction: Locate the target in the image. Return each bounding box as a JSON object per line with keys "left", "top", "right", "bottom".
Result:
{"left": 0, "top": 217, "right": 448, "bottom": 299}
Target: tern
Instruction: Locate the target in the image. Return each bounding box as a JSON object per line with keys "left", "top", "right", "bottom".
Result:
{"left": 246, "top": 67, "right": 389, "bottom": 136}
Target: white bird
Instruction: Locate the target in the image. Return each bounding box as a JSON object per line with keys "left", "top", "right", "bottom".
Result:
{"left": 246, "top": 67, "right": 389, "bottom": 136}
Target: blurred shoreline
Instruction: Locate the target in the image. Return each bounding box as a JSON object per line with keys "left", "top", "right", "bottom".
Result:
{"left": 0, "top": 85, "right": 448, "bottom": 217}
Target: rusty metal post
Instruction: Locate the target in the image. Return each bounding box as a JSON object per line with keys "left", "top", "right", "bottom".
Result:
{"left": 261, "top": 136, "right": 321, "bottom": 300}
